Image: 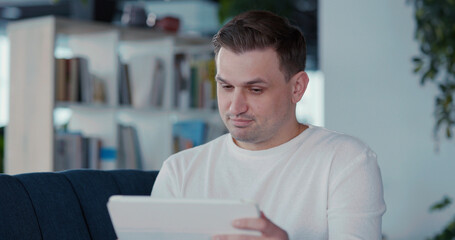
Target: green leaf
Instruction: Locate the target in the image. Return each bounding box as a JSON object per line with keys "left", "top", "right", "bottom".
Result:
{"left": 430, "top": 196, "right": 452, "bottom": 212}
{"left": 413, "top": 57, "right": 423, "bottom": 63}
{"left": 436, "top": 116, "right": 445, "bottom": 130}
{"left": 414, "top": 65, "right": 423, "bottom": 73}
{"left": 416, "top": 8, "right": 425, "bottom": 18}
{"left": 439, "top": 84, "right": 447, "bottom": 92}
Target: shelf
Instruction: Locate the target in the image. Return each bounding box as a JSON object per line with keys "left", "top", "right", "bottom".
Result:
{"left": 55, "top": 102, "right": 218, "bottom": 115}
{"left": 55, "top": 16, "right": 171, "bottom": 41}
{"left": 6, "top": 16, "right": 221, "bottom": 174}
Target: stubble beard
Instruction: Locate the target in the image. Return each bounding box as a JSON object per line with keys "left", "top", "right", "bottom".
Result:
{"left": 229, "top": 124, "right": 261, "bottom": 143}
{"left": 225, "top": 114, "right": 261, "bottom": 143}
{"left": 225, "top": 107, "right": 294, "bottom": 146}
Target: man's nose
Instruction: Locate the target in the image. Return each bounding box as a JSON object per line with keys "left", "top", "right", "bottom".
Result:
{"left": 229, "top": 90, "right": 248, "bottom": 115}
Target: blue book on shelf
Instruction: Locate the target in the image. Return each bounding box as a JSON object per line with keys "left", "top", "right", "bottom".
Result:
{"left": 172, "top": 120, "right": 207, "bottom": 151}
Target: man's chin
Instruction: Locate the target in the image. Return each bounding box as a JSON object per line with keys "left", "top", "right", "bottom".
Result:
{"left": 230, "top": 131, "right": 257, "bottom": 143}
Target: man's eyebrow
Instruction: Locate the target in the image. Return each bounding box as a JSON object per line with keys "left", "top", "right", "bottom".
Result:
{"left": 245, "top": 78, "right": 267, "bottom": 85}
{"left": 215, "top": 76, "right": 268, "bottom": 85}
{"left": 215, "top": 75, "right": 227, "bottom": 83}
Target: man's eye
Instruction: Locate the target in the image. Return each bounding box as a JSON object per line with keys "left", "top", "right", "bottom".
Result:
{"left": 250, "top": 88, "right": 263, "bottom": 94}
{"left": 222, "top": 85, "right": 233, "bottom": 89}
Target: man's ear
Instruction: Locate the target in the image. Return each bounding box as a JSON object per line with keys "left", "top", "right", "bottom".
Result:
{"left": 290, "top": 71, "right": 309, "bottom": 104}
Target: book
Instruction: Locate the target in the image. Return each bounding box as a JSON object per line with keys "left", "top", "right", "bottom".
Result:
{"left": 54, "top": 131, "right": 84, "bottom": 171}
{"left": 54, "top": 131, "right": 102, "bottom": 171}
{"left": 68, "top": 57, "right": 79, "bottom": 102}
{"left": 174, "top": 54, "right": 191, "bottom": 109}
{"left": 174, "top": 53, "right": 216, "bottom": 109}
{"left": 87, "top": 137, "right": 102, "bottom": 169}
{"left": 150, "top": 59, "right": 165, "bottom": 107}
{"left": 55, "top": 58, "right": 68, "bottom": 101}
{"left": 117, "top": 124, "right": 143, "bottom": 170}
{"left": 79, "top": 57, "right": 93, "bottom": 103}
{"left": 55, "top": 57, "right": 92, "bottom": 103}
{"left": 172, "top": 120, "right": 207, "bottom": 152}
{"left": 128, "top": 55, "right": 165, "bottom": 108}
{"left": 92, "top": 75, "right": 106, "bottom": 103}
{"left": 119, "top": 63, "right": 132, "bottom": 105}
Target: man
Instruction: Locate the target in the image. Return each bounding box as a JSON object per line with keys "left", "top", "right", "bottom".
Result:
{"left": 152, "top": 10, "right": 386, "bottom": 239}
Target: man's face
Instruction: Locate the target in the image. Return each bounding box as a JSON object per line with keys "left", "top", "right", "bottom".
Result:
{"left": 215, "top": 47, "right": 301, "bottom": 150}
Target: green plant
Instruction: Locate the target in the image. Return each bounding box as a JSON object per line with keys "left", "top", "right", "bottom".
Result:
{"left": 426, "top": 196, "right": 455, "bottom": 240}
{"left": 410, "top": 1, "right": 455, "bottom": 239}
{"left": 411, "top": 0, "right": 455, "bottom": 139}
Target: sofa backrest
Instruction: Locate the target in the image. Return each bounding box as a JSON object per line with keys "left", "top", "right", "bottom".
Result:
{"left": 0, "top": 169, "right": 158, "bottom": 240}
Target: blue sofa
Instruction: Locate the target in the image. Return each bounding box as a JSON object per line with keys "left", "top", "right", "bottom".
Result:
{"left": 0, "top": 169, "right": 159, "bottom": 240}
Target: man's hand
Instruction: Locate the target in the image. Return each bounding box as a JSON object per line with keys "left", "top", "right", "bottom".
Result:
{"left": 212, "top": 212, "right": 289, "bottom": 240}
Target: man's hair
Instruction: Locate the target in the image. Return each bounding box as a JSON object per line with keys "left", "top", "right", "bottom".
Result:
{"left": 212, "top": 10, "right": 307, "bottom": 81}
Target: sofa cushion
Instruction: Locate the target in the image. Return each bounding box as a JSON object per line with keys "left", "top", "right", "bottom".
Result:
{"left": 0, "top": 169, "right": 158, "bottom": 240}
{"left": 0, "top": 174, "right": 41, "bottom": 240}
{"left": 16, "top": 172, "right": 92, "bottom": 240}
{"left": 63, "top": 170, "right": 121, "bottom": 240}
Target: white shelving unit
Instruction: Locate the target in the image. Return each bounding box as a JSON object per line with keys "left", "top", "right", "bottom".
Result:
{"left": 5, "top": 16, "right": 223, "bottom": 174}
{"left": 6, "top": 17, "right": 56, "bottom": 174}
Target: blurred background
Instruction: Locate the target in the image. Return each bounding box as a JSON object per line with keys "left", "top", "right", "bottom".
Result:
{"left": 0, "top": 0, "right": 454, "bottom": 239}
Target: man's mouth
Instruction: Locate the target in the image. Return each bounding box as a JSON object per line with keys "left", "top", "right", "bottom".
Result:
{"left": 228, "top": 117, "right": 254, "bottom": 127}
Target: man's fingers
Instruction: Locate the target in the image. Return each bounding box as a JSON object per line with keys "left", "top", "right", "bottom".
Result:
{"left": 229, "top": 213, "right": 289, "bottom": 240}
{"left": 214, "top": 212, "right": 288, "bottom": 240}
{"left": 212, "top": 234, "right": 262, "bottom": 240}
{"left": 233, "top": 218, "right": 270, "bottom": 232}
{"left": 233, "top": 217, "right": 286, "bottom": 237}
{"left": 211, "top": 217, "right": 269, "bottom": 240}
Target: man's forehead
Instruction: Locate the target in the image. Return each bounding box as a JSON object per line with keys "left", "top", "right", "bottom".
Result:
{"left": 215, "top": 47, "right": 285, "bottom": 84}
{"left": 216, "top": 47, "right": 277, "bottom": 58}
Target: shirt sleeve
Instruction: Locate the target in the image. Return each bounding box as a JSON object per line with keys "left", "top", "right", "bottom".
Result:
{"left": 150, "top": 160, "right": 180, "bottom": 198}
{"left": 327, "top": 148, "right": 387, "bottom": 240}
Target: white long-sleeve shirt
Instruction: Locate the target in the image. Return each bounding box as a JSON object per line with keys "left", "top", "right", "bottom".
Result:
{"left": 152, "top": 125, "right": 386, "bottom": 239}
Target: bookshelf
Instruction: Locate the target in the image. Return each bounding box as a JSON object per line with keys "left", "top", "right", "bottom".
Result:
{"left": 5, "top": 16, "right": 224, "bottom": 174}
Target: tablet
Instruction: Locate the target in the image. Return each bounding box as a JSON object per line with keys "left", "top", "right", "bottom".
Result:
{"left": 107, "top": 195, "right": 261, "bottom": 240}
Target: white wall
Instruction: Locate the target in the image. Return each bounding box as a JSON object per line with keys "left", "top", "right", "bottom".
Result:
{"left": 320, "top": 1, "right": 455, "bottom": 239}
